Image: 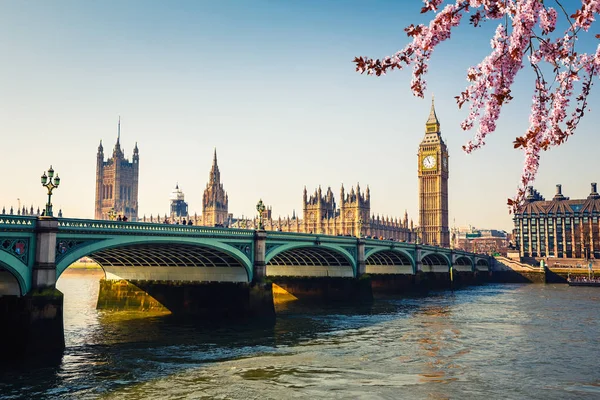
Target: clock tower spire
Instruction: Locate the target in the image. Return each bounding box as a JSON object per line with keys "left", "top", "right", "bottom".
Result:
{"left": 417, "top": 95, "right": 449, "bottom": 247}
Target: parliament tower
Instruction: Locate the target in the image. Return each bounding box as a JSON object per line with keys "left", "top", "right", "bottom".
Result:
{"left": 95, "top": 118, "right": 139, "bottom": 221}
{"left": 201, "top": 149, "right": 229, "bottom": 226}
{"left": 418, "top": 97, "right": 449, "bottom": 247}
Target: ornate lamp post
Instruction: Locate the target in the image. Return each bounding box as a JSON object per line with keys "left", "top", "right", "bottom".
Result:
{"left": 256, "top": 199, "right": 266, "bottom": 230}
{"left": 40, "top": 165, "right": 60, "bottom": 217}
{"left": 356, "top": 217, "right": 363, "bottom": 238}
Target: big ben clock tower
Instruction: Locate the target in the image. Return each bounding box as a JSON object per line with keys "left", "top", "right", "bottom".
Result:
{"left": 418, "top": 97, "right": 449, "bottom": 247}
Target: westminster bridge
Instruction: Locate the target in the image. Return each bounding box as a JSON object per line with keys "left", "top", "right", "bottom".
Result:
{"left": 0, "top": 215, "right": 490, "bottom": 359}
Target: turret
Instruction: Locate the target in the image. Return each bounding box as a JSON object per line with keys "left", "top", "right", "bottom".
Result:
{"left": 133, "top": 142, "right": 139, "bottom": 163}
{"left": 365, "top": 185, "right": 370, "bottom": 203}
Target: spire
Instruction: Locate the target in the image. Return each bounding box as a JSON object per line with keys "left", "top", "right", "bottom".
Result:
{"left": 134, "top": 141, "right": 139, "bottom": 153}
{"left": 98, "top": 140, "right": 103, "bottom": 152}
{"left": 424, "top": 94, "right": 441, "bottom": 135}
{"left": 427, "top": 95, "right": 439, "bottom": 125}
{"left": 209, "top": 148, "right": 220, "bottom": 183}
{"left": 113, "top": 117, "right": 123, "bottom": 157}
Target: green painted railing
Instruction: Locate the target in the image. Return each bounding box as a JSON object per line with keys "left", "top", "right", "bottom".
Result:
{"left": 57, "top": 218, "right": 255, "bottom": 238}
{"left": 266, "top": 231, "right": 359, "bottom": 244}
{"left": 0, "top": 216, "right": 37, "bottom": 230}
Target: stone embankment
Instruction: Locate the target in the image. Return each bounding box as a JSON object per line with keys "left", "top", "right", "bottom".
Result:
{"left": 491, "top": 256, "right": 546, "bottom": 283}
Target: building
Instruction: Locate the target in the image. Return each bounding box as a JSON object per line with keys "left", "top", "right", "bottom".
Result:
{"left": 514, "top": 183, "right": 600, "bottom": 260}
{"left": 453, "top": 227, "right": 509, "bottom": 255}
{"left": 230, "top": 184, "right": 415, "bottom": 241}
{"left": 95, "top": 119, "right": 139, "bottom": 221}
{"left": 418, "top": 97, "right": 449, "bottom": 247}
{"left": 169, "top": 184, "right": 188, "bottom": 219}
{"left": 200, "top": 149, "right": 229, "bottom": 226}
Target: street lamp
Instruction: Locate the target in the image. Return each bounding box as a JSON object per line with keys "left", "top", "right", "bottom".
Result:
{"left": 41, "top": 165, "right": 60, "bottom": 217}
{"left": 256, "top": 199, "right": 266, "bottom": 230}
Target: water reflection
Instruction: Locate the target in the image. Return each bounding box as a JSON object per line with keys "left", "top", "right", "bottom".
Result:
{"left": 2, "top": 273, "right": 600, "bottom": 399}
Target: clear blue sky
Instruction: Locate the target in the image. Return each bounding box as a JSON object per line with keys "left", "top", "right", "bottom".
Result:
{"left": 0, "top": 0, "right": 597, "bottom": 231}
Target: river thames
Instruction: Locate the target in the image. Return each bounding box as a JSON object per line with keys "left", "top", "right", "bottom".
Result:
{"left": 1, "top": 271, "right": 600, "bottom": 399}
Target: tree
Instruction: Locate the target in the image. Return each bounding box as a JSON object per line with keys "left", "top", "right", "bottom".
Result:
{"left": 354, "top": 0, "right": 600, "bottom": 212}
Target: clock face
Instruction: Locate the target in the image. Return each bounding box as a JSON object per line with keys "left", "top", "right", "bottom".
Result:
{"left": 422, "top": 155, "right": 436, "bottom": 169}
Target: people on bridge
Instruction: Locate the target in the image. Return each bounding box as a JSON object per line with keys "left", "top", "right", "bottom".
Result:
{"left": 117, "top": 215, "right": 122, "bottom": 221}
{"left": 182, "top": 218, "right": 187, "bottom": 225}
{"left": 187, "top": 219, "right": 193, "bottom": 225}
{"left": 122, "top": 216, "right": 128, "bottom": 222}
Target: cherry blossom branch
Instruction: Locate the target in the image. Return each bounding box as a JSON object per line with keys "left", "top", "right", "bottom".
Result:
{"left": 354, "top": 0, "right": 600, "bottom": 213}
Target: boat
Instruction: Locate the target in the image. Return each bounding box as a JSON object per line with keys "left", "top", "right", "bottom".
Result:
{"left": 567, "top": 274, "right": 600, "bottom": 287}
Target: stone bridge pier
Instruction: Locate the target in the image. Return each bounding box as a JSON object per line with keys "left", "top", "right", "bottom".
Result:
{"left": 0, "top": 217, "right": 65, "bottom": 361}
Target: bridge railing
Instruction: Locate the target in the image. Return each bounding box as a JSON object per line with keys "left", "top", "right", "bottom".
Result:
{"left": 265, "top": 231, "right": 360, "bottom": 243}
{"left": 0, "top": 215, "right": 37, "bottom": 230}
{"left": 363, "top": 237, "right": 409, "bottom": 245}
{"left": 57, "top": 218, "right": 255, "bottom": 237}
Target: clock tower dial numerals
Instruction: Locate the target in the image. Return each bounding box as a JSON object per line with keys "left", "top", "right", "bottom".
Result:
{"left": 422, "top": 155, "right": 436, "bottom": 169}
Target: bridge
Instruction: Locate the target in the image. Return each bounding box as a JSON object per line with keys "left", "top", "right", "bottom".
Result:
{"left": 0, "top": 215, "right": 490, "bottom": 359}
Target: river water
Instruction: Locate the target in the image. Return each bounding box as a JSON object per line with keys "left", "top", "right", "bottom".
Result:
{"left": 1, "top": 270, "right": 600, "bottom": 399}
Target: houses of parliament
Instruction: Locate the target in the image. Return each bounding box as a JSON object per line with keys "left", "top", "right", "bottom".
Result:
{"left": 94, "top": 100, "right": 450, "bottom": 246}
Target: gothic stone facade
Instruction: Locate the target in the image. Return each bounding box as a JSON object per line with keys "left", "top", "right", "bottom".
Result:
{"left": 514, "top": 183, "right": 600, "bottom": 259}
{"left": 418, "top": 97, "right": 450, "bottom": 247}
{"left": 230, "top": 184, "right": 414, "bottom": 241}
{"left": 95, "top": 120, "right": 139, "bottom": 221}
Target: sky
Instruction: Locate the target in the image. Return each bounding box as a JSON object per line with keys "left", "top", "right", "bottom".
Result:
{"left": 0, "top": 0, "right": 598, "bottom": 231}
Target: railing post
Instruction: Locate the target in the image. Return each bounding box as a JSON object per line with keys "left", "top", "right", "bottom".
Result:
{"left": 33, "top": 217, "right": 59, "bottom": 288}
{"left": 357, "top": 239, "right": 366, "bottom": 277}
{"left": 253, "top": 230, "right": 267, "bottom": 283}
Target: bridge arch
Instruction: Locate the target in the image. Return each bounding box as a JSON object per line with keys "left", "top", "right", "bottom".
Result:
{"left": 265, "top": 243, "right": 356, "bottom": 277}
{"left": 453, "top": 255, "right": 474, "bottom": 272}
{"left": 420, "top": 251, "right": 451, "bottom": 273}
{"left": 0, "top": 253, "right": 28, "bottom": 296}
{"left": 55, "top": 237, "right": 254, "bottom": 282}
{"left": 364, "top": 248, "right": 416, "bottom": 275}
{"left": 475, "top": 258, "right": 490, "bottom": 271}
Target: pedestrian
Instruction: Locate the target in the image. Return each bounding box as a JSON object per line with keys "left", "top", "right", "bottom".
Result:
{"left": 182, "top": 218, "right": 187, "bottom": 225}
{"left": 122, "top": 215, "right": 128, "bottom": 222}
{"left": 117, "top": 215, "right": 122, "bottom": 221}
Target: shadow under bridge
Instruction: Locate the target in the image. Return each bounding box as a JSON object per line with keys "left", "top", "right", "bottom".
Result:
{"left": 365, "top": 249, "right": 415, "bottom": 275}
{"left": 266, "top": 246, "right": 356, "bottom": 277}
{"left": 77, "top": 242, "right": 252, "bottom": 283}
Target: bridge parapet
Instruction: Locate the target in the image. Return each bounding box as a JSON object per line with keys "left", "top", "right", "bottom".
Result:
{"left": 57, "top": 218, "right": 254, "bottom": 238}
{"left": 0, "top": 216, "right": 37, "bottom": 231}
